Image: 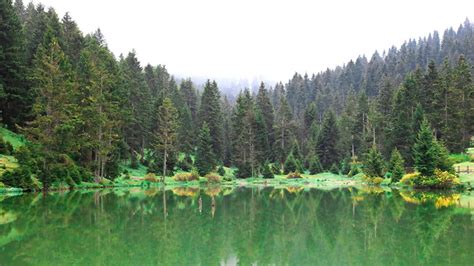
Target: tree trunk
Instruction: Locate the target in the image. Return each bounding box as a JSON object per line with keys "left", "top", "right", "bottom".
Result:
{"left": 162, "top": 146, "right": 167, "bottom": 183}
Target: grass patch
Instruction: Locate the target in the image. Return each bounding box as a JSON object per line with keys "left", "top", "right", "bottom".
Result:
{"left": 119, "top": 161, "right": 148, "bottom": 178}
{"left": 0, "top": 127, "right": 26, "bottom": 150}
{"left": 450, "top": 153, "right": 471, "bottom": 164}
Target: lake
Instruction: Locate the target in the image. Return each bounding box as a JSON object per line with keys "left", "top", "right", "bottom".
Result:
{"left": 1, "top": 186, "right": 473, "bottom": 265}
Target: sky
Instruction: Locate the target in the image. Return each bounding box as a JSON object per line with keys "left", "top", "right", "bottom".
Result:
{"left": 31, "top": 0, "right": 474, "bottom": 82}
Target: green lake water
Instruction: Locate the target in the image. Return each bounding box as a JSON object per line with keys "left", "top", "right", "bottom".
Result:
{"left": 1, "top": 186, "right": 473, "bottom": 265}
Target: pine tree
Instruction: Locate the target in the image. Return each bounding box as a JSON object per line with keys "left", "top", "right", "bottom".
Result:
{"left": 232, "top": 90, "right": 258, "bottom": 177}
{"left": 254, "top": 109, "right": 270, "bottom": 165}
{"left": 330, "top": 163, "right": 340, "bottom": 175}
{"left": 77, "top": 35, "right": 121, "bottom": 180}
{"left": 388, "top": 148, "right": 405, "bottom": 182}
{"left": 274, "top": 95, "right": 293, "bottom": 163}
{"left": 195, "top": 122, "right": 215, "bottom": 176}
{"left": 262, "top": 161, "right": 274, "bottom": 179}
{"left": 0, "top": 0, "right": 28, "bottom": 128}
{"left": 177, "top": 105, "right": 194, "bottom": 153}
{"left": 304, "top": 102, "right": 318, "bottom": 130}
{"left": 389, "top": 86, "right": 413, "bottom": 164}
{"left": 352, "top": 90, "right": 370, "bottom": 157}
{"left": 411, "top": 104, "right": 425, "bottom": 143}
{"left": 255, "top": 82, "right": 275, "bottom": 160}
{"left": 413, "top": 119, "right": 437, "bottom": 177}
{"left": 433, "top": 140, "right": 454, "bottom": 173}
{"left": 316, "top": 109, "right": 340, "bottom": 170}
{"left": 422, "top": 61, "right": 439, "bottom": 124}
{"left": 452, "top": 55, "right": 473, "bottom": 151}
{"left": 120, "top": 51, "right": 153, "bottom": 158}
{"left": 152, "top": 98, "right": 178, "bottom": 181}
{"left": 363, "top": 145, "right": 385, "bottom": 178}
{"left": 289, "top": 139, "right": 303, "bottom": 162}
{"left": 60, "top": 13, "right": 84, "bottom": 66}
{"left": 13, "top": 0, "right": 25, "bottom": 22}
{"left": 284, "top": 152, "right": 301, "bottom": 174}
{"left": 26, "top": 37, "right": 78, "bottom": 154}
{"left": 308, "top": 154, "right": 323, "bottom": 174}
{"left": 180, "top": 78, "right": 198, "bottom": 123}
{"left": 199, "top": 80, "right": 223, "bottom": 159}
{"left": 144, "top": 64, "right": 158, "bottom": 99}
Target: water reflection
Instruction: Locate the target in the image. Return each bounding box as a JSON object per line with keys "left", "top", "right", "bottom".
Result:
{"left": 0, "top": 187, "right": 473, "bottom": 265}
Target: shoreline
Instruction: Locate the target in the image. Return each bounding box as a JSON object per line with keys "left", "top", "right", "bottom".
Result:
{"left": 1, "top": 173, "right": 471, "bottom": 195}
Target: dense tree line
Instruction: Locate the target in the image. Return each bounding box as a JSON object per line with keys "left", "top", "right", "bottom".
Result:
{"left": 0, "top": 1, "right": 473, "bottom": 187}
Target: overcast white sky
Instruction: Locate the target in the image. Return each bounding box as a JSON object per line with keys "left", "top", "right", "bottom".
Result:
{"left": 32, "top": 0, "right": 473, "bottom": 82}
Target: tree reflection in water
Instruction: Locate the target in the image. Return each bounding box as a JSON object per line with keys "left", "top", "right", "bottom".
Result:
{"left": 0, "top": 187, "right": 473, "bottom": 265}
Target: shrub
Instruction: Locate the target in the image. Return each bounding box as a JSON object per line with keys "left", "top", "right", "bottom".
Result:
{"left": 348, "top": 162, "right": 361, "bottom": 177}
{"left": 130, "top": 156, "right": 139, "bottom": 169}
{"left": 340, "top": 157, "right": 351, "bottom": 175}
{"left": 371, "top": 177, "right": 384, "bottom": 185}
{"left": 413, "top": 120, "right": 437, "bottom": 177}
{"left": 177, "top": 154, "right": 193, "bottom": 171}
{"left": 400, "top": 172, "right": 420, "bottom": 186}
{"left": 284, "top": 153, "right": 302, "bottom": 174}
{"left": 217, "top": 165, "right": 226, "bottom": 176}
{"left": 0, "top": 138, "right": 13, "bottom": 155}
{"left": 262, "top": 162, "right": 274, "bottom": 179}
{"left": 222, "top": 174, "right": 234, "bottom": 182}
{"left": 144, "top": 173, "right": 159, "bottom": 182}
{"left": 286, "top": 171, "right": 302, "bottom": 179}
{"left": 235, "top": 162, "right": 252, "bottom": 179}
{"left": 1, "top": 167, "right": 38, "bottom": 190}
{"left": 205, "top": 173, "right": 221, "bottom": 183}
{"left": 362, "top": 175, "right": 384, "bottom": 185}
{"left": 123, "top": 172, "right": 131, "bottom": 180}
{"left": 388, "top": 148, "right": 405, "bottom": 182}
{"left": 174, "top": 172, "right": 199, "bottom": 182}
{"left": 270, "top": 163, "right": 281, "bottom": 175}
{"left": 433, "top": 141, "right": 454, "bottom": 173}
{"left": 414, "top": 169, "right": 460, "bottom": 189}
{"left": 330, "top": 163, "right": 339, "bottom": 175}
{"left": 308, "top": 155, "right": 323, "bottom": 174}
{"left": 363, "top": 146, "right": 385, "bottom": 178}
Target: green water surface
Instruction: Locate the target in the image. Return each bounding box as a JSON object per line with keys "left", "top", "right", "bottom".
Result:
{"left": 0, "top": 186, "right": 473, "bottom": 265}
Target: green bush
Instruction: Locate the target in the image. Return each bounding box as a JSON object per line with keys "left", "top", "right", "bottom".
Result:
{"left": 363, "top": 146, "right": 385, "bottom": 178}
{"left": 284, "top": 153, "right": 302, "bottom": 174}
{"left": 217, "top": 165, "right": 226, "bottom": 176}
{"left": 348, "top": 162, "right": 361, "bottom": 177}
{"left": 177, "top": 154, "right": 193, "bottom": 171}
{"left": 130, "top": 156, "right": 139, "bottom": 169}
{"left": 235, "top": 162, "right": 252, "bottom": 179}
{"left": 0, "top": 168, "right": 34, "bottom": 190}
{"left": 340, "top": 158, "right": 351, "bottom": 175}
{"left": 0, "top": 138, "right": 14, "bottom": 155}
{"left": 308, "top": 155, "right": 323, "bottom": 174}
{"left": 433, "top": 141, "right": 454, "bottom": 173}
{"left": 330, "top": 163, "right": 339, "bottom": 175}
{"left": 262, "top": 162, "right": 274, "bottom": 179}
{"left": 388, "top": 148, "right": 405, "bottom": 182}
{"left": 270, "top": 163, "right": 281, "bottom": 175}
